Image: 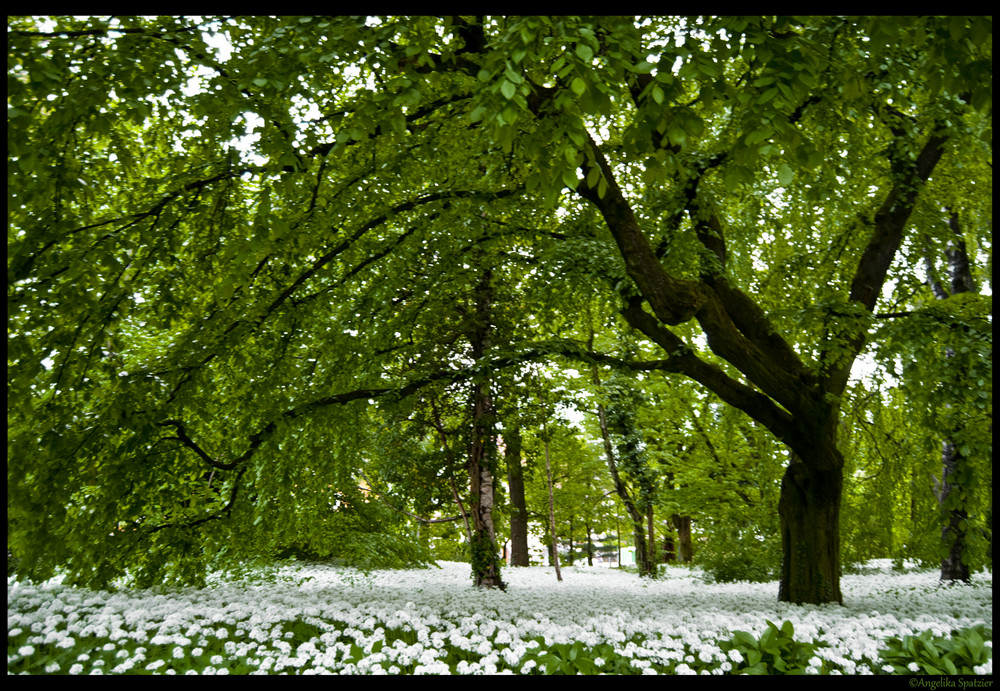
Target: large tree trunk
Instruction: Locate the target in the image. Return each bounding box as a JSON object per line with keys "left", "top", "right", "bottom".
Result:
{"left": 778, "top": 450, "right": 843, "bottom": 604}
{"left": 503, "top": 425, "right": 530, "bottom": 567}
{"left": 466, "top": 268, "right": 504, "bottom": 590}
{"left": 467, "top": 380, "right": 504, "bottom": 589}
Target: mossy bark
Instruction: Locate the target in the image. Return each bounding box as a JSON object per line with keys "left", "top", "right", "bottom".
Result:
{"left": 778, "top": 451, "right": 843, "bottom": 605}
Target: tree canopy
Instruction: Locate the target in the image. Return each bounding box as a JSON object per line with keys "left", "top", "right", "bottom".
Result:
{"left": 7, "top": 16, "right": 991, "bottom": 602}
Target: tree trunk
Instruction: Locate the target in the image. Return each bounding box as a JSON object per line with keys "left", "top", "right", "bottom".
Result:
{"left": 663, "top": 532, "right": 676, "bottom": 563}
{"left": 672, "top": 514, "right": 693, "bottom": 562}
{"left": 927, "top": 210, "right": 976, "bottom": 583}
{"left": 467, "top": 386, "right": 504, "bottom": 588}
{"left": 586, "top": 520, "right": 594, "bottom": 566}
{"left": 778, "top": 450, "right": 843, "bottom": 605}
{"left": 567, "top": 515, "right": 575, "bottom": 566}
{"left": 504, "top": 425, "right": 530, "bottom": 567}
{"left": 466, "top": 268, "right": 504, "bottom": 590}
{"left": 646, "top": 504, "right": 656, "bottom": 574}
{"left": 543, "top": 432, "right": 562, "bottom": 582}
{"left": 597, "top": 400, "right": 650, "bottom": 575}
{"left": 939, "top": 441, "right": 971, "bottom": 582}
{"left": 591, "top": 363, "right": 653, "bottom": 577}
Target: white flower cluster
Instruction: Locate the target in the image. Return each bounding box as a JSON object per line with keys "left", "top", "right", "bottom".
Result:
{"left": 7, "top": 559, "right": 992, "bottom": 675}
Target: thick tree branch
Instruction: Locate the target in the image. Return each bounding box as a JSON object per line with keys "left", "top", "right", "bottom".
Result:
{"left": 616, "top": 301, "right": 798, "bottom": 442}
{"left": 825, "top": 126, "right": 950, "bottom": 396}
{"left": 575, "top": 134, "right": 707, "bottom": 327}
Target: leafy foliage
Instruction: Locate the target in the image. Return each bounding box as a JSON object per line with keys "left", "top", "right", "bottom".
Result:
{"left": 877, "top": 625, "right": 993, "bottom": 675}
{"left": 7, "top": 16, "right": 991, "bottom": 595}
{"left": 718, "top": 620, "right": 819, "bottom": 674}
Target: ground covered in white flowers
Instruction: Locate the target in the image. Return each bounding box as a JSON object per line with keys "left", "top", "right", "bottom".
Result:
{"left": 7, "top": 560, "right": 992, "bottom": 674}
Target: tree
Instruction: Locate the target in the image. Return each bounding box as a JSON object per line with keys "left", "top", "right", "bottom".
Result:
{"left": 500, "top": 420, "right": 531, "bottom": 567}
{"left": 922, "top": 211, "right": 986, "bottom": 582}
{"left": 590, "top": 367, "right": 660, "bottom": 577}
{"left": 8, "top": 16, "right": 990, "bottom": 602}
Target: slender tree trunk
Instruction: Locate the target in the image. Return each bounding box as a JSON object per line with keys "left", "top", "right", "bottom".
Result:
{"left": 567, "top": 515, "right": 575, "bottom": 566}
{"left": 586, "top": 520, "right": 594, "bottom": 566}
{"left": 543, "top": 431, "right": 562, "bottom": 582}
{"left": 646, "top": 504, "right": 656, "bottom": 573}
{"left": 591, "top": 363, "right": 652, "bottom": 577}
{"left": 504, "top": 425, "right": 530, "bottom": 567}
{"left": 615, "top": 512, "right": 621, "bottom": 567}
{"left": 926, "top": 210, "right": 976, "bottom": 583}
{"left": 596, "top": 396, "right": 650, "bottom": 575}
{"left": 778, "top": 448, "right": 844, "bottom": 605}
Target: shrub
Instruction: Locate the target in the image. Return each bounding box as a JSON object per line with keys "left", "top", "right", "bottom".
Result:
{"left": 718, "top": 619, "right": 819, "bottom": 674}
{"left": 877, "top": 624, "right": 992, "bottom": 675}
{"left": 696, "top": 522, "right": 779, "bottom": 584}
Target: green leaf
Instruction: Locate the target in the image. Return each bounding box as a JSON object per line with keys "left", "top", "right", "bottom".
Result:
{"left": 500, "top": 80, "right": 517, "bottom": 100}
{"left": 469, "top": 105, "right": 488, "bottom": 123}
{"left": 667, "top": 126, "right": 686, "bottom": 148}
{"left": 757, "top": 86, "right": 779, "bottom": 105}
{"left": 778, "top": 163, "right": 795, "bottom": 186}
{"left": 571, "top": 77, "right": 587, "bottom": 97}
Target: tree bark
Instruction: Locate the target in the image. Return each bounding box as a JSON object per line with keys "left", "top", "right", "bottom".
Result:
{"left": 543, "top": 430, "right": 562, "bottom": 582}
{"left": 927, "top": 210, "right": 976, "bottom": 583}
{"left": 567, "top": 515, "right": 575, "bottom": 566}
{"left": 646, "top": 504, "right": 656, "bottom": 573}
{"left": 663, "top": 532, "right": 676, "bottom": 563}
{"left": 586, "top": 520, "right": 594, "bottom": 566}
{"left": 466, "top": 268, "right": 504, "bottom": 589}
{"left": 939, "top": 441, "right": 971, "bottom": 582}
{"left": 778, "top": 450, "right": 844, "bottom": 604}
{"left": 671, "top": 514, "right": 693, "bottom": 562}
{"left": 503, "top": 425, "right": 530, "bottom": 567}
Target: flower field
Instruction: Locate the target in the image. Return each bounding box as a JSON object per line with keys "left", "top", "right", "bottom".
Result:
{"left": 7, "top": 559, "right": 992, "bottom": 675}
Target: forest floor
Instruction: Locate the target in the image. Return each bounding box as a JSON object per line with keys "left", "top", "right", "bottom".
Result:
{"left": 7, "top": 559, "right": 992, "bottom": 674}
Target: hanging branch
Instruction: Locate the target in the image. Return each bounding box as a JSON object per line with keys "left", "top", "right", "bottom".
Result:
{"left": 355, "top": 469, "right": 463, "bottom": 525}
{"left": 449, "top": 476, "right": 473, "bottom": 545}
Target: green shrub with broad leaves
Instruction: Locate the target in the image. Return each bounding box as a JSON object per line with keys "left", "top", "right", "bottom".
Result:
{"left": 877, "top": 624, "right": 992, "bottom": 675}
{"left": 718, "top": 620, "right": 819, "bottom": 674}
